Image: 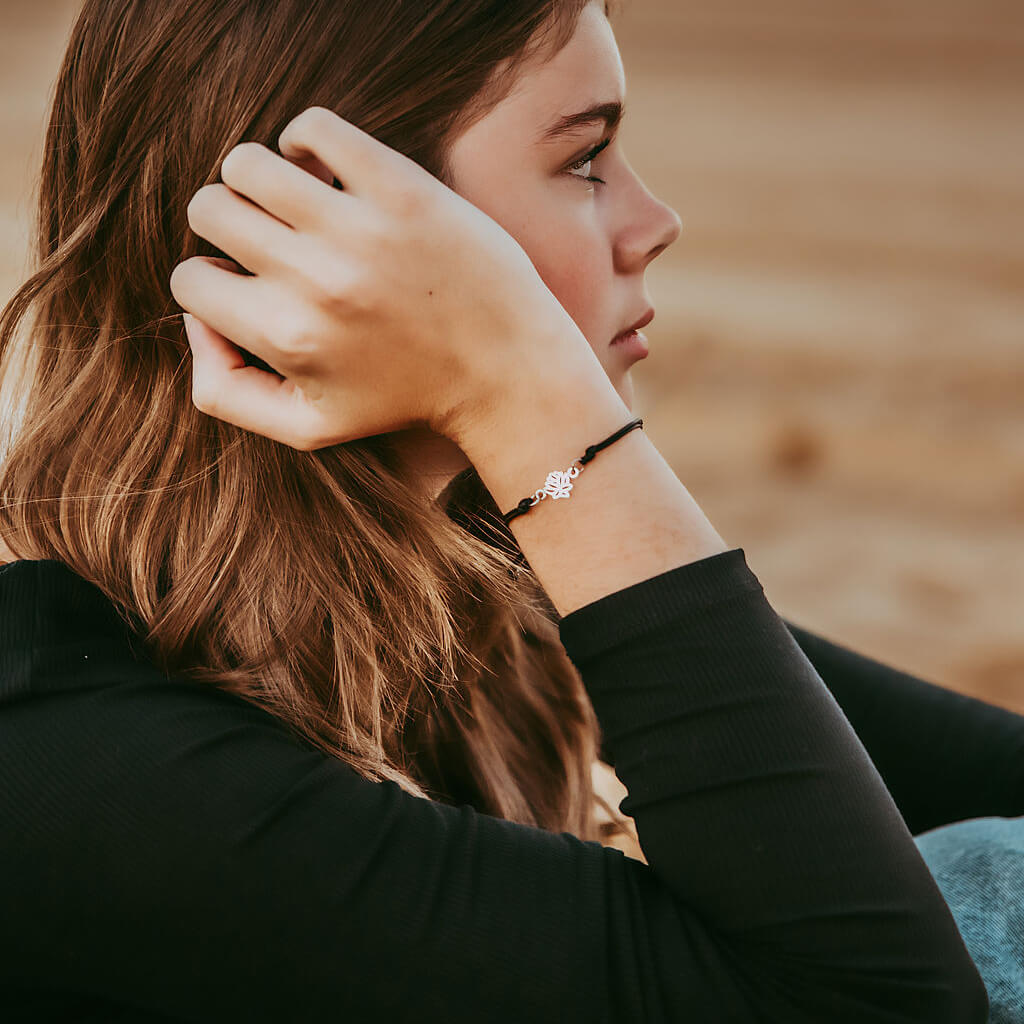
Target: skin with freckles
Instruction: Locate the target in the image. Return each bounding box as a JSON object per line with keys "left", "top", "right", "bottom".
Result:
{"left": 392, "top": 0, "right": 683, "bottom": 498}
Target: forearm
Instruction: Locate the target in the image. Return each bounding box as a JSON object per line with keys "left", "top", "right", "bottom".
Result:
{"left": 455, "top": 345, "right": 728, "bottom": 617}
{"left": 458, "top": 347, "right": 987, "bottom": 1016}
{"left": 785, "top": 621, "right": 1024, "bottom": 834}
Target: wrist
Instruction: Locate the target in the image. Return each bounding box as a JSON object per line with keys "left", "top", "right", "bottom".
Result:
{"left": 452, "top": 346, "right": 633, "bottom": 520}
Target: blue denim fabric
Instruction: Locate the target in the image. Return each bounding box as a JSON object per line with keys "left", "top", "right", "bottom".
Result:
{"left": 914, "top": 816, "right": 1024, "bottom": 1023}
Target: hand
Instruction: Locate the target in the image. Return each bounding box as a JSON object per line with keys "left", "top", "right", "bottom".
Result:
{"left": 169, "top": 106, "right": 591, "bottom": 451}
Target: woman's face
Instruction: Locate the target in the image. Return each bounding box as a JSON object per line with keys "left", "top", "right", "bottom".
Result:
{"left": 446, "top": 0, "right": 682, "bottom": 411}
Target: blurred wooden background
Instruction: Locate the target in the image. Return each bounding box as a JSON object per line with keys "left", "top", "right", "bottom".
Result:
{"left": 2, "top": 0, "right": 1022, "bottom": 712}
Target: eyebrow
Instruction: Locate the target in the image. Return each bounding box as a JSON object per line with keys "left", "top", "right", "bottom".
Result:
{"left": 537, "top": 100, "right": 625, "bottom": 145}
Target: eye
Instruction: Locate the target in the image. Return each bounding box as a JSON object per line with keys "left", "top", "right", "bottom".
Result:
{"left": 566, "top": 137, "right": 611, "bottom": 186}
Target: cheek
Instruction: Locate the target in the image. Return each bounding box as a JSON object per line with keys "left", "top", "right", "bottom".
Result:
{"left": 522, "top": 229, "right": 612, "bottom": 351}
{"left": 458, "top": 170, "right": 615, "bottom": 352}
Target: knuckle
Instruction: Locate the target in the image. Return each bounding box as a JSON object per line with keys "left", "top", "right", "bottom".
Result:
{"left": 168, "top": 261, "right": 185, "bottom": 297}
{"left": 290, "top": 243, "right": 359, "bottom": 309}
{"left": 236, "top": 140, "right": 268, "bottom": 160}
{"left": 190, "top": 378, "right": 216, "bottom": 415}
{"left": 168, "top": 258, "right": 198, "bottom": 301}
{"left": 304, "top": 106, "right": 334, "bottom": 129}
{"left": 320, "top": 274, "right": 369, "bottom": 321}
{"left": 281, "top": 329, "right": 318, "bottom": 369}
{"left": 306, "top": 259, "right": 350, "bottom": 305}
{"left": 185, "top": 183, "right": 222, "bottom": 226}
{"left": 221, "top": 141, "right": 264, "bottom": 179}
{"left": 268, "top": 312, "right": 316, "bottom": 368}
{"left": 290, "top": 106, "right": 332, "bottom": 140}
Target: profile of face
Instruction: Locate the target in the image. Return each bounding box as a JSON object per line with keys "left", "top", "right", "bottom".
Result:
{"left": 391, "top": 0, "right": 683, "bottom": 494}
{"left": 447, "top": 0, "right": 683, "bottom": 410}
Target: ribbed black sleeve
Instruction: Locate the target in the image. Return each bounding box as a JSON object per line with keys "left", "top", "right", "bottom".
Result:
{"left": 594, "top": 613, "right": 1024, "bottom": 837}
{"left": 0, "top": 551, "right": 988, "bottom": 1022}
{"left": 783, "top": 623, "right": 1024, "bottom": 835}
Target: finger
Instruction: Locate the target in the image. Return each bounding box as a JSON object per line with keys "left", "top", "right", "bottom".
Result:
{"left": 179, "top": 256, "right": 292, "bottom": 375}
{"left": 186, "top": 182, "right": 298, "bottom": 277}
{"left": 219, "top": 142, "right": 346, "bottom": 233}
{"left": 170, "top": 255, "right": 292, "bottom": 372}
{"left": 183, "top": 313, "right": 323, "bottom": 450}
{"left": 277, "top": 105, "right": 421, "bottom": 201}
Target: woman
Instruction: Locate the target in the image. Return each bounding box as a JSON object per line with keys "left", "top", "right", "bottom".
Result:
{"left": 0, "top": 0, "right": 1018, "bottom": 1019}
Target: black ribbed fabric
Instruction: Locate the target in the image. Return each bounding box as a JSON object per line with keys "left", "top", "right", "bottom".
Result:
{"left": 0, "top": 551, "right": 1007, "bottom": 1022}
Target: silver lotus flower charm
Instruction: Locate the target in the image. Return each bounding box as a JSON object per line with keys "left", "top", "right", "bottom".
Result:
{"left": 542, "top": 468, "right": 577, "bottom": 499}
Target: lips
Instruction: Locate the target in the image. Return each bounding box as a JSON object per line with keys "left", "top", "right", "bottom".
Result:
{"left": 612, "top": 307, "right": 655, "bottom": 344}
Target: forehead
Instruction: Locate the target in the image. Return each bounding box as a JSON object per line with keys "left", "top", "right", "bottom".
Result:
{"left": 484, "top": 4, "right": 626, "bottom": 143}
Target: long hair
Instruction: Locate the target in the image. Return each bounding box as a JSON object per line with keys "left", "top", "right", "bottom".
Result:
{"left": 0, "top": 0, "right": 636, "bottom": 845}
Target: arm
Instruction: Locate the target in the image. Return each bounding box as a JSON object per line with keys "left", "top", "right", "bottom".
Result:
{"left": 597, "top": 617, "right": 1024, "bottom": 837}
{"left": 782, "top": 621, "right": 1024, "bottom": 835}
{"left": 2, "top": 552, "right": 987, "bottom": 1023}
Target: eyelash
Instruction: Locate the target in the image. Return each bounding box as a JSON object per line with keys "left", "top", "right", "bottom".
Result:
{"left": 566, "top": 137, "right": 612, "bottom": 186}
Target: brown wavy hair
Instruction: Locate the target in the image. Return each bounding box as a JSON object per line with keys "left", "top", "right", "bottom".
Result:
{"left": 0, "top": 0, "right": 637, "bottom": 847}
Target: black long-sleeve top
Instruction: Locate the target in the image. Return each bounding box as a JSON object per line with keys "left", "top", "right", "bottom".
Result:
{"left": 1, "top": 550, "right": 1017, "bottom": 1022}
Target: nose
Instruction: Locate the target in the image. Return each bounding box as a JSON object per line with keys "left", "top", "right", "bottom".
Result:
{"left": 615, "top": 170, "right": 684, "bottom": 273}
{"left": 645, "top": 201, "right": 682, "bottom": 264}
{"left": 661, "top": 202, "right": 683, "bottom": 252}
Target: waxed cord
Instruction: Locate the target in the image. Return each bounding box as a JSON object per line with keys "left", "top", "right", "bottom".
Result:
{"left": 500, "top": 418, "right": 644, "bottom": 526}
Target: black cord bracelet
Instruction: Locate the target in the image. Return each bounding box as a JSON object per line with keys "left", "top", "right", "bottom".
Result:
{"left": 500, "top": 417, "right": 644, "bottom": 525}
